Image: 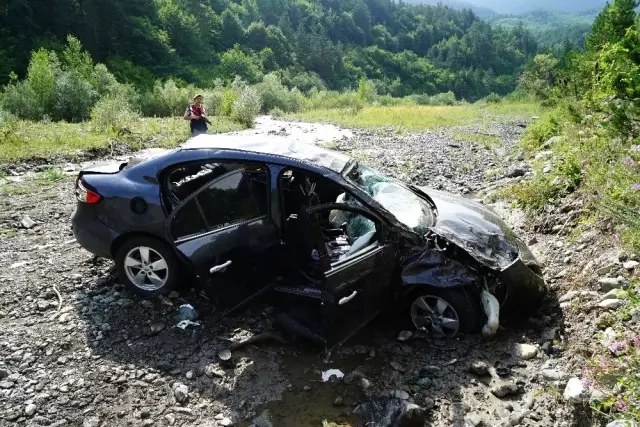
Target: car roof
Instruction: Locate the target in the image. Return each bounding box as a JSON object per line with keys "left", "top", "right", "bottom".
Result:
{"left": 180, "top": 133, "right": 352, "bottom": 173}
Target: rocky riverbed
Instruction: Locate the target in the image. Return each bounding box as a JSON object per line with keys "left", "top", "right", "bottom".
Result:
{"left": 0, "top": 116, "right": 638, "bottom": 427}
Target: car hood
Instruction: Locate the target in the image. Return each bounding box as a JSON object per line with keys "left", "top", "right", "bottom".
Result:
{"left": 418, "top": 187, "right": 536, "bottom": 270}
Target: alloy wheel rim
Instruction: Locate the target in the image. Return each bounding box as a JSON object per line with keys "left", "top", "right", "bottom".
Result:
{"left": 123, "top": 246, "right": 169, "bottom": 291}
{"left": 410, "top": 295, "right": 460, "bottom": 338}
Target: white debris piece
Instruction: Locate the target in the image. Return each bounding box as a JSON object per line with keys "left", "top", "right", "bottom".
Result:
{"left": 174, "top": 320, "right": 201, "bottom": 329}
{"left": 321, "top": 369, "right": 344, "bottom": 382}
{"left": 481, "top": 290, "right": 500, "bottom": 337}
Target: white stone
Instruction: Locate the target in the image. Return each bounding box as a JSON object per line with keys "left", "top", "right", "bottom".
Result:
{"left": 623, "top": 260, "right": 639, "bottom": 270}
{"left": 24, "top": 403, "right": 36, "bottom": 416}
{"left": 598, "top": 299, "right": 624, "bottom": 309}
{"left": 219, "top": 418, "right": 233, "bottom": 426}
{"left": 606, "top": 421, "right": 638, "bottom": 427}
{"left": 563, "top": 377, "right": 585, "bottom": 403}
{"left": 172, "top": 382, "right": 188, "bottom": 403}
{"left": 513, "top": 343, "right": 538, "bottom": 360}
{"left": 601, "top": 289, "right": 626, "bottom": 301}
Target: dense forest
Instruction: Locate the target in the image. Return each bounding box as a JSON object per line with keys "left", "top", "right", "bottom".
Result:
{"left": 490, "top": 10, "right": 597, "bottom": 51}
{"left": 444, "top": 0, "right": 607, "bottom": 14}
{"left": 0, "top": 0, "right": 539, "bottom": 100}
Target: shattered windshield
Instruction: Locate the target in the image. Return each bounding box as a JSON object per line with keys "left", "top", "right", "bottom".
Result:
{"left": 344, "top": 163, "right": 434, "bottom": 234}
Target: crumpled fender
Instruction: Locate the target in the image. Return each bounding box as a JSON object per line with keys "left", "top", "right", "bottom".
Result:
{"left": 400, "top": 249, "right": 477, "bottom": 288}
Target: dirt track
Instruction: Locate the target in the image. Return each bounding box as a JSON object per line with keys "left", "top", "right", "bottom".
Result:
{"left": 0, "top": 116, "right": 630, "bottom": 427}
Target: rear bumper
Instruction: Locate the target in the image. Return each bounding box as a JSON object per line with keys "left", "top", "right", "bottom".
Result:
{"left": 71, "top": 203, "right": 116, "bottom": 259}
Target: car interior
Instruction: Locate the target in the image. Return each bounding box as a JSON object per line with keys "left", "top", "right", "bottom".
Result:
{"left": 279, "top": 168, "right": 381, "bottom": 284}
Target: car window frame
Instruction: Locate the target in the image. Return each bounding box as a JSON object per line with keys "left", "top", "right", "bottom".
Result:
{"left": 167, "top": 162, "right": 271, "bottom": 243}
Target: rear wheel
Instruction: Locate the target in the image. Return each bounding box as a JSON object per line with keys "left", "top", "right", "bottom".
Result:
{"left": 409, "top": 287, "right": 483, "bottom": 338}
{"left": 115, "top": 236, "right": 179, "bottom": 297}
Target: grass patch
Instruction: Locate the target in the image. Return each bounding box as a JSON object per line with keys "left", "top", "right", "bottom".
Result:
{"left": 0, "top": 228, "right": 17, "bottom": 238}
{"left": 290, "top": 102, "right": 544, "bottom": 131}
{"left": 36, "top": 167, "right": 65, "bottom": 184}
{"left": 0, "top": 116, "right": 244, "bottom": 161}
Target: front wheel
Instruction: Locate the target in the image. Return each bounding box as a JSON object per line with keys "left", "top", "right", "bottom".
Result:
{"left": 115, "top": 236, "right": 179, "bottom": 297}
{"left": 409, "top": 287, "right": 484, "bottom": 338}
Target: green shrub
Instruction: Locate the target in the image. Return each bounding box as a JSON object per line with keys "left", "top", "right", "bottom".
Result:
{"left": 220, "top": 88, "right": 239, "bottom": 117}
{"left": 52, "top": 71, "right": 98, "bottom": 122}
{"left": 232, "top": 86, "right": 262, "bottom": 127}
{"left": 91, "top": 93, "right": 138, "bottom": 131}
{"left": 522, "top": 110, "right": 564, "bottom": 150}
{"left": 256, "top": 73, "right": 304, "bottom": 113}
{"left": 485, "top": 93, "right": 502, "bottom": 104}
{"left": 142, "top": 79, "right": 192, "bottom": 117}
{"left": 429, "top": 91, "right": 457, "bottom": 106}
{"left": 270, "top": 107, "right": 284, "bottom": 117}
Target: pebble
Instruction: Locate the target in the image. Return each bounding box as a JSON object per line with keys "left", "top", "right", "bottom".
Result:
{"left": 623, "top": 260, "right": 639, "bottom": 270}
{"left": 185, "top": 370, "right": 194, "bottom": 380}
{"left": 397, "top": 330, "right": 413, "bottom": 342}
{"left": 25, "top": 403, "right": 37, "bottom": 416}
{"left": 563, "top": 377, "right": 585, "bottom": 403}
{"left": 303, "top": 385, "right": 311, "bottom": 391}
{"left": 512, "top": 343, "right": 537, "bottom": 360}
{"left": 389, "top": 389, "right": 410, "bottom": 400}
{"left": 390, "top": 361, "right": 405, "bottom": 372}
{"left": 165, "top": 414, "right": 176, "bottom": 426}
{"left": 58, "top": 313, "right": 72, "bottom": 324}
{"left": 21, "top": 216, "right": 36, "bottom": 229}
{"left": 491, "top": 381, "right": 522, "bottom": 398}
{"left": 424, "top": 397, "right": 436, "bottom": 410}
{"left": 173, "top": 382, "right": 189, "bottom": 403}
{"left": 469, "top": 361, "right": 490, "bottom": 377}
{"left": 333, "top": 395, "right": 343, "bottom": 406}
{"left": 219, "top": 418, "right": 233, "bottom": 426}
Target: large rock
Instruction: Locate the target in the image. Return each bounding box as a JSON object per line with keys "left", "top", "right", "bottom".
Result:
{"left": 598, "top": 299, "right": 624, "bottom": 310}
{"left": 598, "top": 277, "right": 626, "bottom": 292}
{"left": 563, "top": 377, "right": 585, "bottom": 403}
{"left": 541, "top": 369, "right": 569, "bottom": 382}
{"left": 513, "top": 343, "right": 538, "bottom": 360}
{"left": 606, "top": 421, "right": 637, "bottom": 427}
{"left": 623, "top": 260, "right": 639, "bottom": 270}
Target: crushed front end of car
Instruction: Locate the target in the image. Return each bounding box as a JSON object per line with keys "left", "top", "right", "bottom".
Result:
{"left": 401, "top": 188, "right": 547, "bottom": 335}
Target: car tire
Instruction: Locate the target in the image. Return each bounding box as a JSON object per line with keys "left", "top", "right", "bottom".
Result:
{"left": 408, "top": 287, "right": 484, "bottom": 337}
{"left": 115, "top": 236, "right": 179, "bottom": 297}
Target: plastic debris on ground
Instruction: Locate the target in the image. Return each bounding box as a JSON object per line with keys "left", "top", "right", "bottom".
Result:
{"left": 321, "top": 369, "right": 345, "bottom": 382}
{"left": 174, "top": 320, "right": 201, "bottom": 329}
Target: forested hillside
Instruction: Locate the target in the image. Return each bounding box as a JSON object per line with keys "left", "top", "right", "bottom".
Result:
{"left": 490, "top": 10, "right": 597, "bottom": 51}
{"left": 452, "top": 0, "right": 607, "bottom": 14}
{"left": 0, "top": 0, "right": 538, "bottom": 99}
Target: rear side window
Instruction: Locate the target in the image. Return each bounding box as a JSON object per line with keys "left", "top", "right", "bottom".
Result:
{"left": 170, "top": 199, "right": 207, "bottom": 239}
{"left": 197, "top": 167, "right": 268, "bottom": 230}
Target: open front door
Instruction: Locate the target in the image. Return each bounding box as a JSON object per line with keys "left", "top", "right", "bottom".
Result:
{"left": 166, "top": 164, "right": 279, "bottom": 309}
{"left": 304, "top": 203, "right": 398, "bottom": 348}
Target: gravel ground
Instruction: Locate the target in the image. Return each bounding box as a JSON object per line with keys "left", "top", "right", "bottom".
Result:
{"left": 0, "top": 116, "right": 637, "bottom": 427}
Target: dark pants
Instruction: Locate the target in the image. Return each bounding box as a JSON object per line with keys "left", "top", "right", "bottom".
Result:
{"left": 190, "top": 118, "right": 208, "bottom": 136}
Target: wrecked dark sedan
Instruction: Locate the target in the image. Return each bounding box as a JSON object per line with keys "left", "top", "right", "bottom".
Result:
{"left": 71, "top": 134, "right": 547, "bottom": 347}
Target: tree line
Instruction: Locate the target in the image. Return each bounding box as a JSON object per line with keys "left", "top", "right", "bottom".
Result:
{"left": 0, "top": 0, "right": 540, "bottom": 101}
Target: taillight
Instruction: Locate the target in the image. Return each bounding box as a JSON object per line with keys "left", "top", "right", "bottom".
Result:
{"left": 76, "top": 179, "right": 102, "bottom": 204}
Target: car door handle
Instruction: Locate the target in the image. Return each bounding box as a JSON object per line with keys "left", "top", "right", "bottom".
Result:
{"left": 339, "top": 291, "right": 358, "bottom": 305}
{"left": 210, "top": 260, "right": 232, "bottom": 274}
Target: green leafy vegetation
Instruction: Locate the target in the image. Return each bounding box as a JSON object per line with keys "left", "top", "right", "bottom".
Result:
{"left": 491, "top": 10, "right": 597, "bottom": 51}
{"left": 503, "top": 3, "right": 640, "bottom": 420}
{"left": 291, "top": 101, "right": 543, "bottom": 131}
{"left": 0, "top": 0, "right": 540, "bottom": 102}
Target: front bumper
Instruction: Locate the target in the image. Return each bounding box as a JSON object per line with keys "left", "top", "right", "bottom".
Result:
{"left": 71, "top": 204, "right": 116, "bottom": 259}
{"left": 499, "top": 256, "right": 547, "bottom": 316}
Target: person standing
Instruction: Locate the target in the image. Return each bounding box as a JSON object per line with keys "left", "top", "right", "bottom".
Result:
{"left": 184, "top": 94, "right": 211, "bottom": 136}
